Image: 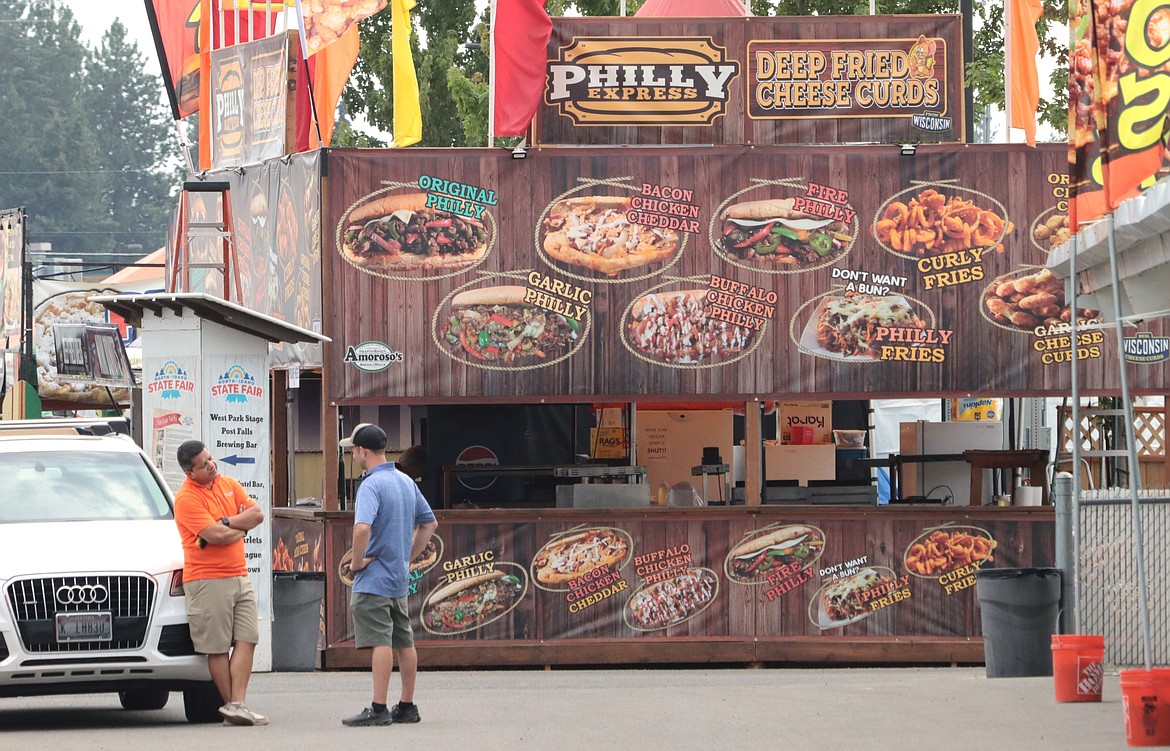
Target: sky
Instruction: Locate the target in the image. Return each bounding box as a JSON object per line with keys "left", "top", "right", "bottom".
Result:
{"left": 61, "top": 2, "right": 164, "bottom": 73}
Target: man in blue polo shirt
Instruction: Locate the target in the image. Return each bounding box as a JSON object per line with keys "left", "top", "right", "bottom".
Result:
{"left": 339, "top": 423, "right": 438, "bottom": 727}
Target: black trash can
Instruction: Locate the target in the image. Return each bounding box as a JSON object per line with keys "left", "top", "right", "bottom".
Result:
{"left": 272, "top": 571, "right": 325, "bottom": 671}
{"left": 974, "top": 567, "right": 1062, "bottom": 678}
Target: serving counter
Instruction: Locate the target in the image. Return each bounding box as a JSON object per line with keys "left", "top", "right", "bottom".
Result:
{"left": 273, "top": 503, "right": 1054, "bottom": 669}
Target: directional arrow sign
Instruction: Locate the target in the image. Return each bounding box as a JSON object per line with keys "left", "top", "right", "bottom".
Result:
{"left": 219, "top": 454, "right": 256, "bottom": 466}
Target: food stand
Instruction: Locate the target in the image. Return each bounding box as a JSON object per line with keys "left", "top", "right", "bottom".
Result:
{"left": 234, "top": 16, "right": 1170, "bottom": 667}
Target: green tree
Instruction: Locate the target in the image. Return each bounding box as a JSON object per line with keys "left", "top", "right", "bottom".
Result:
{"left": 0, "top": 0, "right": 180, "bottom": 264}
{"left": 339, "top": 0, "right": 481, "bottom": 147}
{"left": 82, "top": 20, "right": 182, "bottom": 261}
{"left": 0, "top": 0, "right": 110, "bottom": 257}
{"left": 339, "top": 0, "right": 1066, "bottom": 147}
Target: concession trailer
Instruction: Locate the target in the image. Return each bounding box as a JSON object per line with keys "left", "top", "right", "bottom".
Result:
{"left": 170, "top": 15, "right": 1168, "bottom": 668}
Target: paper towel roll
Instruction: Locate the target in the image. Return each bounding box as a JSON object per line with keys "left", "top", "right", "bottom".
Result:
{"left": 1014, "top": 486, "right": 1043, "bottom": 506}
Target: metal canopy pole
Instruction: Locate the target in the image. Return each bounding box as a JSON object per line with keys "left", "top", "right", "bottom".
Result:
{"left": 1068, "top": 230, "right": 1082, "bottom": 634}
{"left": 1105, "top": 214, "right": 1153, "bottom": 670}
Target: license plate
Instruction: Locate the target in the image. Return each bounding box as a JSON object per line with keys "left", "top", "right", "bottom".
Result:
{"left": 56, "top": 612, "right": 112, "bottom": 642}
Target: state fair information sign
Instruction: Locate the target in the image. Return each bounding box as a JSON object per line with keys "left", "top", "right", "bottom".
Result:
{"left": 204, "top": 354, "right": 271, "bottom": 609}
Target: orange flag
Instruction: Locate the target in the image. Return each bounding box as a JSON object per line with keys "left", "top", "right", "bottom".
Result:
{"left": 310, "top": 24, "right": 360, "bottom": 147}
{"left": 1009, "top": 0, "right": 1043, "bottom": 146}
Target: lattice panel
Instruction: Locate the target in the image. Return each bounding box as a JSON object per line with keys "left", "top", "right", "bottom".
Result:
{"left": 1057, "top": 408, "right": 1165, "bottom": 457}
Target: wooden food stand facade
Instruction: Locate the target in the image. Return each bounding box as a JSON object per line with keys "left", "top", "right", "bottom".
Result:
{"left": 223, "top": 16, "right": 1167, "bottom": 667}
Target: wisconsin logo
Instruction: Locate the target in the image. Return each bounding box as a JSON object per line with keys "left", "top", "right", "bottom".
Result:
{"left": 1123, "top": 332, "right": 1170, "bottom": 364}
{"left": 343, "top": 341, "right": 404, "bottom": 373}
{"left": 212, "top": 364, "right": 261, "bottom": 403}
{"left": 148, "top": 360, "right": 195, "bottom": 400}
{"left": 913, "top": 112, "right": 952, "bottom": 132}
{"left": 546, "top": 36, "right": 739, "bottom": 126}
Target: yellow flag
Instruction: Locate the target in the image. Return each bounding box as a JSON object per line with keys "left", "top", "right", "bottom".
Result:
{"left": 391, "top": 0, "right": 421, "bottom": 148}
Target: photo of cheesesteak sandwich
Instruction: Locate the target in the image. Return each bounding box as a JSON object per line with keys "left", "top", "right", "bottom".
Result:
{"left": 624, "top": 567, "right": 719, "bottom": 632}
{"left": 440, "top": 286, "right": 581, "bottom": 365}
{"left": 542, "top": 195, "right": 680, "bottom": 277}
{"left": 339, "top": 192, "right": 490, "bottom": 273}
{"left": 718, "top": 198, "right": 853, "bottom": 270}
{"left": 625, "top": 289, "right": 757, "bottom": 365}
{"left": 410, "top": 535, "right": 443, "bottom": 575}
{"left": 531, "top": 528, "right": 633, "bottom": 590}
{"left": 421, "top": 568, "right": 526, "bottom": 635}
{"left": 725, "top": 525, "right": 826, "bottom": 584}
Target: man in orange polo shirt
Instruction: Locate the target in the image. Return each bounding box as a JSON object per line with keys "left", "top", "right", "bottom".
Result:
{"left": 174, "top": 439, "right": 267, "bottom": 726}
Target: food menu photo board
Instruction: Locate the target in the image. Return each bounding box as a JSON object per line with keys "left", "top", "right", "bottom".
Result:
{"left": 312, "top": 514, "right": 1051, "bottom": 647}
{"left": 325, "top": 144, "right": 1168, "bottom": 403}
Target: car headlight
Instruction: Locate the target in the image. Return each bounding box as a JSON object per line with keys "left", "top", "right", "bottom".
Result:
{"left": 169, "top": 570, "right": 185, "bottom": 597}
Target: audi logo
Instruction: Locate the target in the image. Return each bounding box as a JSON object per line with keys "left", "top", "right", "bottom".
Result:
{"left": 55, "top": 584, "right": 109, "bottom": 605}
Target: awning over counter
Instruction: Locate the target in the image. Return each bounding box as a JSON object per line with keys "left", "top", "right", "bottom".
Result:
{"left": 92, "top": 292, "right": 330, "bottom": 346}
{"left": 1048, "top": 178, "right": 1170, "bottom": 322}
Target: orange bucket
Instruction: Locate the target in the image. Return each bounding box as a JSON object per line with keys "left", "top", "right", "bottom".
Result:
{"left": 1120, "top": 668, "right": 1170, "bottom": 746}
{"left": 1052, "top": 634, "right": 1105, "bottom": 702}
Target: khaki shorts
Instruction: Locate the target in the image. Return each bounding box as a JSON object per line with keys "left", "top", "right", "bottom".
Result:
{"left": 351, "top": 592, "right": 414, "bottom": 649}
{"left": 184, "top": 576, "right": 259, "bottom": 654}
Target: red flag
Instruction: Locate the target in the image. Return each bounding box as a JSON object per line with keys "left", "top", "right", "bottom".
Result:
{"left": 492, "top": 0, "right": 553, "bottom": 138}
{"left": 144, "top": 0, "right": 202, "bottom": 119}
{"left": 1008, "top": 0, "right": 1043, "bottom": 146}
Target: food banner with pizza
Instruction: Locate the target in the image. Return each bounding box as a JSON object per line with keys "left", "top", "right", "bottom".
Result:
{"left": 1068, "top": 0, "right": 1170, "bottom": 230}
{"left": 325, "top": 144, "right": 1169, "bottom": 404}
{"left": 535, "top": 15, "right": 963, "bottom": 147}
{"left": 316, "top": 512, "right": 1049, "bottom": 647}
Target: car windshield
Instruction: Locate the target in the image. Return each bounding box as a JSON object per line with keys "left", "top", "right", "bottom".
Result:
{"left": 0, "top": 449, "right": 173, "bottom": 523}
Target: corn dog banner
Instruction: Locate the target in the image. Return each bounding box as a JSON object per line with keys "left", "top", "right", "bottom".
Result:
{"left": 1068, "top": 0, "right": 1170, "bottom": 230}
{"left": 313, "top": 512, "right": 1049, "bottom": 647}
{"left": 323, "top": 143, "right": 1170, "bottom": 404}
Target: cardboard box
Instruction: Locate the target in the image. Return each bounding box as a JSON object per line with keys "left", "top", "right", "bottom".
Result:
{"left": 764, "top": 443, "right": 836, "bottom": 485}
{"left": 778, "top": 401, "right": 832, "bottom": 444}
{"left": 635, "top": 410, "right": 734, "bottom": 499}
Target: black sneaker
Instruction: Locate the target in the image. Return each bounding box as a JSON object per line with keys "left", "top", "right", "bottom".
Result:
{"left": 342, "top": 706, "right": 393, "bottom": 727}
{"left": 389, "top": 702, "right": 420, "bottom": 724}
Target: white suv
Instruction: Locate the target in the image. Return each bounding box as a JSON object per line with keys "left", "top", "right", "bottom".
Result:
{"left": 0, "top": 418, "right": 220, "bottom": 722}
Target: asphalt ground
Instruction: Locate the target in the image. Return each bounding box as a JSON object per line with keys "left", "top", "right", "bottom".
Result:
{"left": 0, "top": 667, "right": 1143, "bottom": 750}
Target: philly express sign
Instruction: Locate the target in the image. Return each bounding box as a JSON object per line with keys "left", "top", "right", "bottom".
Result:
{"left": 545, "top": 37, "right": 740, "bottom": 126}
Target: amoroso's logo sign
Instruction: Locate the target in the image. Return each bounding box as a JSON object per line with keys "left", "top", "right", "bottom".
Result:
{"left": 1123, "top": 332, "right": 1170, "bottom": 364}
{"left": 546, "top": 36, "right": 739, "bottom": 126}
{"left": 344, "top": 341, "right": 404, "bottom": 373}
